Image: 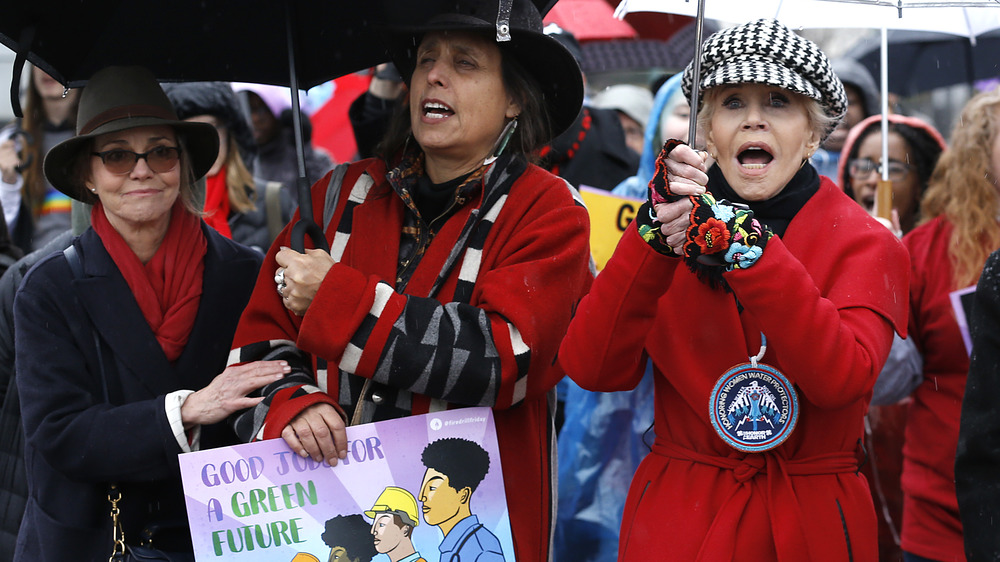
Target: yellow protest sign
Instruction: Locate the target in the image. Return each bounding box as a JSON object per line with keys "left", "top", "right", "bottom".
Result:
{"left": 579, "top": 186, "right": 643, "bottom": 272}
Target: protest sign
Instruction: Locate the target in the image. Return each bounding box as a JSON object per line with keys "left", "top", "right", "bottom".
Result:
{"left": 950, "top": 285, "right": 977, "bottom": 356}
{"left": 179, "top": 407, "right": 513, "bottom": 561}
{"left": 578, "top": 186, "right": 642, "bottom": 271}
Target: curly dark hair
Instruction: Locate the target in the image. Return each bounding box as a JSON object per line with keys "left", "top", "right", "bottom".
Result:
{"left": 321, "top": 514, "right": 377, "bottom": 562}
{"left": 420, "top": 437, "right": 491, "bottom": 493}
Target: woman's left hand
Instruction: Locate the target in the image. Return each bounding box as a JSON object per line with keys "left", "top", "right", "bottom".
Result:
{"left": 181, "top": 360, "right": 290, "bottom": 427}
{"left": 276, "top": 247, "right": 335, "bottom": 316}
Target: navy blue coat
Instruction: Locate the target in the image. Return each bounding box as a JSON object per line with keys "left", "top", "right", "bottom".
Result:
{"left": 13, "top": 224, "right": 261, "bottom": 561}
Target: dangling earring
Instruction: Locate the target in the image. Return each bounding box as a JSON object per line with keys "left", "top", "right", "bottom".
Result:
{"left": 484, "top": 117, "right": 518, "bottom": 165}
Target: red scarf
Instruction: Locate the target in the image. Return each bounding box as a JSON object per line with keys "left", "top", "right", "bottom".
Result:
{"left": 91, "top": 200, "right": 207, "bottom": 362}
{"left": 203, "top": 165, "right": 232, "bottom": 238}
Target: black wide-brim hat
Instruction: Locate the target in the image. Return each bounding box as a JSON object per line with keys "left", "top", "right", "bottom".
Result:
{"left": 44, "top": 65, "right": 219, "bottom": 204}
{"left": 384, "top": 0, "right": 584, "bottom": 144}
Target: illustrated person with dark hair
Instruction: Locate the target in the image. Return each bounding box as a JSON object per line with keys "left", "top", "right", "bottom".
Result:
{"left": 226, "top": 2, "right": 591, "bottom": 561}
{"left": 364, "top": 487, "right": 425, "bottom": 562}
{"left": 322, "top": 514, "right": 378, "bottom": 562}
{"left": 559, "top": 19, "right": 907, "bottom": 560}
{"left": 419, "top": 438, "right": 503, "bottom": 562}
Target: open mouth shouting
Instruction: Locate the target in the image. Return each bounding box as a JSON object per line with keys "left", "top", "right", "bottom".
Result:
{"left": 737, "top": 143, "right": 774, "bottom": 171}
{"left": 422, "top": 99, "right": 454, "bottom": 120}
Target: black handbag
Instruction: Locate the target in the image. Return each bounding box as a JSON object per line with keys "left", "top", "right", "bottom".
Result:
{"left": 64, "top": 246, "right": 194, "bottom": 562}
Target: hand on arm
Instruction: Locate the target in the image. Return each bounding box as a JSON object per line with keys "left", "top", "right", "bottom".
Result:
{"left": 181, "top": 360, "right": 290, "bottom": 427}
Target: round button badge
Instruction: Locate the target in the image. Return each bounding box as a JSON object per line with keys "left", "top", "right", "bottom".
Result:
{"left": 709, "top": 362, "right": 799, "bottom": 452}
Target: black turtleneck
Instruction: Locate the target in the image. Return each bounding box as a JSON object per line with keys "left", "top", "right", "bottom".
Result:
{"left": 413, "top": 171, "right": 471, "bottom": 226}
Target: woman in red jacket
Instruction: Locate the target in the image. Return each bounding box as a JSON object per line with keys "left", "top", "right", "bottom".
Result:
{"left": 900, "top": 88, "right": 1000, "bottom": 562}
{"left": 560, "top": 19, "right": 908, "bottom": 561}
{"left": 225, "top": 1, "right": 592, "bottom": 560}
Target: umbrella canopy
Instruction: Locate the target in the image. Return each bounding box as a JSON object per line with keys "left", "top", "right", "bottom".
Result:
{"left": 616, "top": 0, "right": 1000, "bottom": 219}
{"left": 0, "top": 0, "right": 559, "bottom": 251}
{"left": 615, "top": 0, "right": 1000, "bottom": 37}
{"left": 846, "top": 29, "right": 1000, "bottom": 96}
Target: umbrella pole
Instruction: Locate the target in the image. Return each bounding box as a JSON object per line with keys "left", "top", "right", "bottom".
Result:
{"left": 876, "top": 26, "right": 893, "bottom": 222}
{"left": 687, "top": 0, "right": 707, "bottom": 147}
{"left": 284, "top": 0, "right": 330, "bottom": 253}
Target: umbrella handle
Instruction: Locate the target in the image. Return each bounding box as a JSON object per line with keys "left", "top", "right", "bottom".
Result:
{"left": 874, "top": 179, "right": 893, "bottom": 222}
{"left": 687, "top": 0, "right": 708, "bottom": 146}
{"left": 290, "top": 217, "right": 330, "bottom": 254}
{"left": 10, "top": 25, "right": 35, "bottom": 119}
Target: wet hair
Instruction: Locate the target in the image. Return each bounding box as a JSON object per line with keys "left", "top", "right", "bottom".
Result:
{"left": 842, "top": 119, "right": 944, "bottom": 207}
{"left": 922, "top": 87, "right": 1000, "bottom": 288}
{"left": 321, "top": 514, "right": 378, "bottom": 562}
{"left": 421, "top": 438, "right": 490, "bottom": 493}
{"left": 376, "top": 30, "right": 551, "bottom": 164}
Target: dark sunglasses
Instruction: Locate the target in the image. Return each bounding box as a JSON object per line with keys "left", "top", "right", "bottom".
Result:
{"left": 847, "top": 157, "right": 912, "bottom": 182}
{"left": 91, "top": 146, "right": 181, "bottom": 175}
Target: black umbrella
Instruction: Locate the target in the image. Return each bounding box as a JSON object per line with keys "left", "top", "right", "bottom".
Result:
{"left": 0, "top": 0, "right": 559, "bottom": 251}
{"left": 0, "top": 0, "right": 401, "bottom": 251}
{"left": 846, "top": 28, "right": 1000, "bottom": 97}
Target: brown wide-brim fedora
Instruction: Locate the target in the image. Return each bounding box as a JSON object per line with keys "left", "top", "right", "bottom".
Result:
{"left": 384, "top": 0, "right": 584, "bottom": 145}
{"left": 44, "top": 65, "right": 219, "bottom": 205}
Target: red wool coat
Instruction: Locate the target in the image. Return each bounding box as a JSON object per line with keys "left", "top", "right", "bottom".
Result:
{"left": 231, "top": 156, "right": 592, "bottom": 562}
{"left": 560, "top": 178, "right": 908, "bottom": 561}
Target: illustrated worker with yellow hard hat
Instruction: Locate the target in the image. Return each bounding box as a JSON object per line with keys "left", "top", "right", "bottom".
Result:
{"left": 365, "top": 487, "right": 426, "bottom": 562}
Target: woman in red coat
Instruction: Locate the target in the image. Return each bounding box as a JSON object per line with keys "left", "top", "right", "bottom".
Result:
{"left": 560, "top": 19, "right": 908, "bottom": 561}
{"left": 900, "top": 88, "right": 1000, "bottom": 562}
{"left": 226, "top": 2, "right": 592, "bottom": 561}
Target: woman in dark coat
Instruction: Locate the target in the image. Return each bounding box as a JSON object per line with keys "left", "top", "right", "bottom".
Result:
{"left": 13, "top": 66, "right": 287, "bottom": 561}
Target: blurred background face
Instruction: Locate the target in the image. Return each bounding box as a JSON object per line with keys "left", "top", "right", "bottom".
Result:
{"left": 246, "top": 92, "right": 279, "bottom": 145}
{"left": 617, "top": 111, "right": 644, "bottom": 155}
{"left": 851, "top": 130, "right": 921, "bottom": 232}
{"left": 660, "top": 94, "right": 691, "bottom": 144}
{"left": 822, "top": 85, "right": 866, "bottom": 153}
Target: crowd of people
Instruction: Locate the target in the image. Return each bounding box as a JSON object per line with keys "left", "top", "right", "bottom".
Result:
{"left": 1, "top": 2, "right": 999, "bottom": 561}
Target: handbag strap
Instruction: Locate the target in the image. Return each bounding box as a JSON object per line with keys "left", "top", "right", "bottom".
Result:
{"left": 64, "top": 245, "right": 127, "bottom": 560}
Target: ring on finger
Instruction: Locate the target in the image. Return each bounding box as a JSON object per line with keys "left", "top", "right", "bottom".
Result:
{"left": 277, "top": 282, "right": 287, "bottom": 298}
{"left": 274, "top": 268, "right": 285, "bottom": 286}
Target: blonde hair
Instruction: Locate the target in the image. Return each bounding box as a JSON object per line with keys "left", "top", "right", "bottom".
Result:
{"left": 223, "top": 134, "right": 256, "bottom": 213}
{"left": 921, "top": 87, "right": 1000, "bottom": 289}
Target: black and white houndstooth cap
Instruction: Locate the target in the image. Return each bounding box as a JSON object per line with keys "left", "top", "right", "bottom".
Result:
{"left": 682, "top": 19, "right": 847, "bottom": 139}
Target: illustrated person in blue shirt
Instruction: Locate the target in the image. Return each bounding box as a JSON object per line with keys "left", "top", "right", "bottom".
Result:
{"left": 419, "top": 438, "right": 504, "bottom": 561}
